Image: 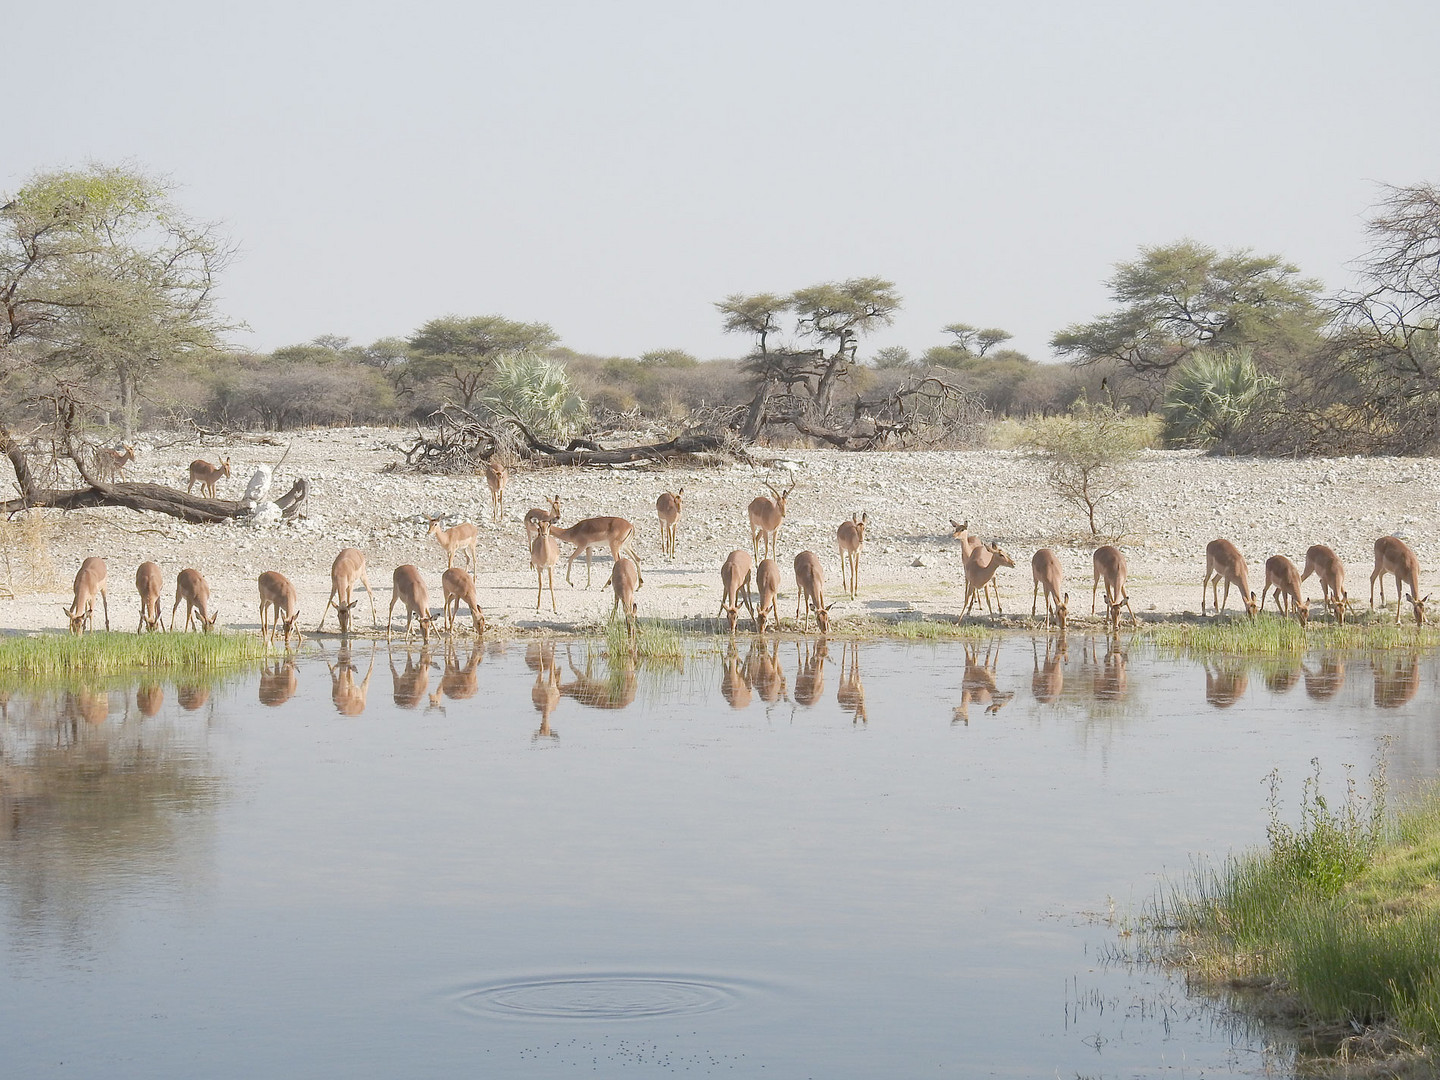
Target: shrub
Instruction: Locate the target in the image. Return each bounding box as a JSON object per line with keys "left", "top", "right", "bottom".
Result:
{"left": 1161, "top": 348, "right": 1277, "bottom": 450}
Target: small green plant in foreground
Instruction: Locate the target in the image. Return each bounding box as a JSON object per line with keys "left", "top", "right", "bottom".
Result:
{"left": 1153, "top": 749, "right": 1440, "bottom": 1066}
{"left": 0, "top": 631, "right": 268, "bottom": 678}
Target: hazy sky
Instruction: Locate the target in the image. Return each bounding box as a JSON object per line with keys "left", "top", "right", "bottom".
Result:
{"left": 8, "top": 0, "right": 1439, "bottom": 363}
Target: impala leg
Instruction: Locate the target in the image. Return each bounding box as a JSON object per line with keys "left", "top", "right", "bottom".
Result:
{"left": 386, "top": 594, "right": 398, "bottom": 639}
{"left": 536, "top": 569, "right": 544, "bottom": 611}
{"left": 101, "top": 588, "right": 109, "bottom": 631}
{"left": 361, "top": 573, "right": 378, "bottom": 628}
{"left": 547, "top": 567, "right": 558, "bottom": 614}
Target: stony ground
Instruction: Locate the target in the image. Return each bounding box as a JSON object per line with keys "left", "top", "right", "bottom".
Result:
{"left": 3, "top": 427, "right": 1437, "bottom": 636}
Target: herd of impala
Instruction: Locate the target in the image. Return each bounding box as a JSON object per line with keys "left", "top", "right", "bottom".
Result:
{"left": 56, "top": 456, "right": 1433, "bottom": 643}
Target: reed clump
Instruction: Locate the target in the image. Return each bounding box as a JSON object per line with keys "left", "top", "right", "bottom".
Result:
{"left": 1154, "top": 753, "right": 1440, "bottom": 1072}
{"left": 0, "top": 631, "right": 268, "bottom": 677}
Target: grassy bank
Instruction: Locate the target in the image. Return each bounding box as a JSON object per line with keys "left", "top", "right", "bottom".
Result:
{"left": 0, "top": 631, "right": 269, "bottom": 677}
{"left": 1137, "top": 615, "right": 1440, "bottom": 655}
{"left": 1150, "top": 758, "right": 1440, "bottom": 1074}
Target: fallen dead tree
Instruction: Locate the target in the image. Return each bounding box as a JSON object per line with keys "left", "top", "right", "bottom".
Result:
{"left": 1, "top": 403, "right": 246, "bottom": 524}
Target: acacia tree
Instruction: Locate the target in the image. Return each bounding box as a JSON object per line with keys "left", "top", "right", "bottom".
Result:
{"left": 408, "top": 314, "right": 559, "bottom": 408}
{"left": 1051, "top": 241, "right": 1324, "bottom": 375}
{"left": 1, "top": 165, "right": 232, "bottom": 435}
{"left": 0, "top": 165, "right": 248, "bottom": 521}
{"left": 717, "top": 277, "right": 901, "bottom": 442}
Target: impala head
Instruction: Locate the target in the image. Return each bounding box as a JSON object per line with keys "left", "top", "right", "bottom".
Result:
{"left": 1408, "top": 592, "right": 1429, "bottom": 627}
{"left": 1330, "top": 591, "right": 1349, "bottom": 625}
{"left": 987, "top": 542, "right": 1016, "bottom": 569}
{"left": 1296, "top": 598, "right": 1310, "bottom": 628}
{"left": 950, "top": 519, "right": 969, "bottom": 539}
{"left": 815, "top": 604, "right": 832, "bottom": 635}
{"left": 1243, "top": 590, "right": 1259, "bottom": 619}
{"left": 1105, "top": 596, "right": 1123, "bottom": 634}
{"left": 62, "top": 604, "right": 86, "bottom": 635}
{"left": 220, "top": 456, "right": 231, "bottom": 478}
{"left": 1055, "top": 592, "right": 1068, "bottom": 631}
{"left": 548, "top": 494, "right": 561, "bottom": 519}
{"left": 201, "top": 607, "right": 220, "bottom": 633}
{"left": 854, "top": 511, "right": 867, "bottom": 538}
{"left": 336, "top": 597, "right": 357, "bottom": 634}
{"left": 426, "top": 517, "right": 442, "bottom": 538}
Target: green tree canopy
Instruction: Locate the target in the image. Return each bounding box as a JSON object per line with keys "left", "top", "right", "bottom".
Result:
{"left": 408, "top": 314, "right": 559, "bottom": 407}
{"left": 1051, "top": 240, "right": 1324, "bottom": 375}
{"left": 1, "top": 164, "right": 234, "bottom": 433}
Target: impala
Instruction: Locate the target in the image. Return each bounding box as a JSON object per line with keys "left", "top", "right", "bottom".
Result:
{"left": 1371, "top": 536, "right": 1424, "bottom": 625}
{"left": 1091, "top": 545, "right": 1134, "bottom": 626}
{"left": 717, "top": 549, "right": 756, "bottom": 633}
{"left": 656, "top": 488, "right": 683, "bottom": 556}
{"left": 962, "top": 541, "right": 1015, "bottom": 617}
{"left": 1300, "top": 544, "right": 1347, "bottom": 624}
{"left": 549, "top": 516, "right": 642, "bottom": 588}
{"left": 1261, "top": 554, "right": 1310, "bottom": 626}
{"left": 836, "top": 512, "right": 867, "bottom": 597}
{"left": 172, "top": 568, "right": 220, "bottom": 632}
{"left": 96, "top": 444, "right": 136, "bottom": 481}
{"left": 317, "top": 547, "right": 377, "bottom": 632}
{"left": 258, "top": 570, "right": 302, "bottom": 647}
{"left": 64, "top": 557, "right": 109, "bottom": 634}
{"left": 755, "top": 557, "right": 782, "bottom": 633}
{"left": 388, "top": 564, "right": 433, "bottom": 643}
{"left": 441, "top": 567, "right": 485, "bottom": 634}
{"left": 604, "top": 556, "right": 641, "bottom": 637}
{"left": 951, "top": 519, "right": 999, "bottom": 610}
{"left": 793, "top": 550, "right": 831, "bottom": 633}
{"left": 187, "top": 457, "right": 231, "bottom": 498}
{"left": 531, "top": 518, "right": 560, "bottom": 613}
{"left": 135, "top": 560, "right": 165, "bottom": 633}
{"left": 1030, "top": 548, "right": 1068, "bottom": 632}
{"left": 483, "top": 459, "right": 507, "bottom": 523}
{"left": 524, "top": 494, "right": 562, "bottom": 540}
{"left": 748, "top": 484, "right": 792, "bottom": 561}
{"left": 427, "top": 517, "right": 478, "bottom": 570}
{"left": 1201, "top": 539, "right": 1258, "bottom": 619}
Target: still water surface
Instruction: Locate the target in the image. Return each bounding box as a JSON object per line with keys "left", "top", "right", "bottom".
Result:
{"left": 3, "top": 637, "right": 1438, "bottom": 1078}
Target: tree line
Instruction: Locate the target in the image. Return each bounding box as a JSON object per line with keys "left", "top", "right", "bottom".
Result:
{"left": 4, "top": 164, "right": 1439, "bottom": 458}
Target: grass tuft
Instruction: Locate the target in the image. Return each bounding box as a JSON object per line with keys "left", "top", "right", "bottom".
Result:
{"left": 1140, "top": 614, "right": 1440, "bottom": 655}
{"left": 0, "top": 631, "right": 268, "bottom": 679}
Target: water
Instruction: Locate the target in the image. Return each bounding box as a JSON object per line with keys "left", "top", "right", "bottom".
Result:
{"left": 2, "top": 636, "right": 1437, "bottom": 1078}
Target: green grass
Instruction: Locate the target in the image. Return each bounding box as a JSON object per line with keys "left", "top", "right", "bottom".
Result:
{"left": 0, "top": 630, "right": 268, "bottom": 678}
{"left": 1140, "top": 614, "right": 1440, "bottom": 655}
{"left": 1149, "top": 756, "right": 1440, "bottom": 1070}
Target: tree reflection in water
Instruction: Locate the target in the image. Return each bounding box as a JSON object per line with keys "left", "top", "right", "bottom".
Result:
{"left": 0, "top": 685, "right": 220, "bottom": 951}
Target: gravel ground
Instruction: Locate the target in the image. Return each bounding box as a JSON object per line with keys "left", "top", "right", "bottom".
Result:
{"left": 4, "top": 427, "right": 1438, "bottom": 636}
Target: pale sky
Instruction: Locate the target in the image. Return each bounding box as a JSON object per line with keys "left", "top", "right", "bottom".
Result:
{"left": 8, "top": 0, "right": 1439, "bottom": 363}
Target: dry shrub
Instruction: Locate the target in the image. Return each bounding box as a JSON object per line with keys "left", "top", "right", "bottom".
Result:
{"left": 0, "top": 509, "right": 59, "bottom": 594}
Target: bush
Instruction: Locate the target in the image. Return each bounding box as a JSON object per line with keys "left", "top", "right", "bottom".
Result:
{"left": 1161, "top": 348, "right": 1276, "bottom": 450}
{"left": 1019, "top": 401, "right": 1154, "bottom": 536}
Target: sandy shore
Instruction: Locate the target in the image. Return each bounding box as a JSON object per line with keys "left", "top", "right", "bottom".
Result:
{"left": 3, "top": 427, "right": 1437, "bottom": 636}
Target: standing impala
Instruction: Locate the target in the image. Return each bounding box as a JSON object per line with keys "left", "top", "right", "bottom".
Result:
{"left": 318, "top": 547, "right": 377, "bottom": 632}
{"left": 549, "top": 516, "right": 642, "bottom": 588}
{"left": 427, "top": 517, "right": 479, "bottom": 570}
{"left": 755, "top": 557, "right": 781, "bottom": 633}
{"left": 441, "top": 567, "right": 485, "bottom": 634}
{"left": 187, "top": 457, "right": 231, "bottom": 498}
{"left": 1261, "top": 554, "right": 1310, "bottom": 626}
{"left": 172, "top": 568, "right": 220, "bottom": 632}
{"left": 656, "top": 489, "right": 683, "bottom": 557}
{"left": 836, "top": 512, "right": 867, "bottom": 598}
{"left": 717, "top": 549, "right": 755, "bottom": 633}
{"left": 748, "top": 484, "right": 792, "bottom": 561}
{"left": 387, "top": 564, "right": 433, "bottom": 643}
{"left": 531, "top": 518, "right": 561, "bottom": 614}
{"left": 483, "top": 459, "right": 507, "bottom": 523}
{"left": 1091, "top": 545, "right": 1134, "bottom": 626}
{"left": 258, "top": 570, "right": 302, "bottom": 647}
{"left": 96, "top": 444, "right": 136, "bottom": 482}
{"left": 1371, "top": 536, "right": 1425, "bottom": 625}
{"left": 64, "top": 557, "right": 109, "bottom": 634}
{"left": 951, "top": 520, "right": 999, "bottom": 610}
{"left": 1300, "top": 544, "right": 1347, "bottom": 624}
{"left": 1202, "top": 539, "right": 1258, "bottom": 619}
{"left": 793, "top": 550, "right": 831, "bottom": 633}
{"left": 135, "top": 560, "right": 165, "bottom": 633}
{"left": 962, "top": 541, "right": 1015, "bottom": 617}
{"left": 1030, "top": 548, "right": 1068, "bottom": 631}
{"left": 524, "top": 494, "right": 562, "bottom": 540}
{"left": 604, "top": 556, "right": 641, "bottom": 637}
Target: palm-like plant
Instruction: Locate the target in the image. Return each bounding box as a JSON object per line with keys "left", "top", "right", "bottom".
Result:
{"left": 480, "top": 352, "right": 588, "bottom": 440}
{"left": 1161, "top": 348, "right": 1276, "bottom": 450}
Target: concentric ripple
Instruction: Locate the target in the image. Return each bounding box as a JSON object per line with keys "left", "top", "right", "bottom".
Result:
{"left": 457, "top": 974, "right": 743, "bottom": 1021}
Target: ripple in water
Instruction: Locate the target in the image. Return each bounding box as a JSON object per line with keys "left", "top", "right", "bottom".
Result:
{"left": 457, "top": 974, "right": 744, "bottom": 1021}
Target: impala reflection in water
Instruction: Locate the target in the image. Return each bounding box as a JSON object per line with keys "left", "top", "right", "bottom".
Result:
{"left": 3, "top": 639, "right": 1440, "bottom": 1080}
